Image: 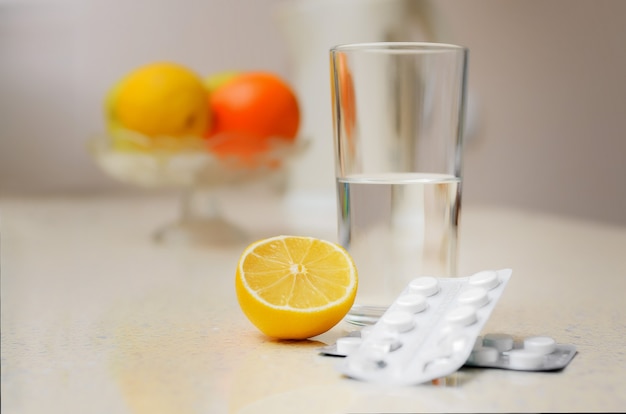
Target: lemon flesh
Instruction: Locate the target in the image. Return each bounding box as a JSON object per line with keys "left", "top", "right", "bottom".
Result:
{"left": 236, "top": 235, "right": 358, "bottom": 339}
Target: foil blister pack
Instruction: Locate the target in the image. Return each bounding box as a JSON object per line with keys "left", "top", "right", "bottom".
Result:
{"left": 337, "top": 269, "right": 512, "bottom": 385}
{"left": 320, "top": 269, "right": 577, "bottom": 385}
{"left": 333, "top": 269, "right": 513, "bottom": 385}
{"left": 467, "top": 333, "right": 577, "bottom": 371}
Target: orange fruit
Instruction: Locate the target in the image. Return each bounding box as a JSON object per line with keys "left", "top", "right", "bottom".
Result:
{"left": 235, "top": 235, "right": 358, "bottom": 340}
{"left": 206, "top": 72, "right": 300, "bottom": 160}
{"left": 331, "top": 53, "right": 356, "bottom": 145}
{"left": 337, "top": 54, "right": 356, "bottom": 139}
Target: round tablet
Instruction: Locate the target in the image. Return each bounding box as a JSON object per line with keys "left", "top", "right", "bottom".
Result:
{"left": 438, "top": 332, "right": 470, "bottom": 353}
{"left": 445, "top": 305, "right": 477, "bottom": 327}
{"left": 424, "top": 357, "right": 455, "bottom": 373}
{"left": 367, "top": 337, "right": 403, "bottom": 353}
{"left": 483, "top": 333, "right": 514, "bottom": 352}
{"left": 470, "top": 346, "right": 499, "bottom": 364}
{"left": 524, "top": 336, "right": 556, "bottom": 355}
{"left": 359, "top": 325, "right": 374, "bottom": 339}
{"left": 508, "top": 349, "right": 545, "bottom": 370}
{"left": 382, "top": 310, "right": 415, "bottom": 333}
{"left": 336, "top": 336, "right": 362, "bottom": 355}
{"left": 458, "top": 287, "right": 490, "bottom": 308}
{"left": 409, "top": 276, "right": 439, "bottom": 296}
{"left": 396, "top": 293, "right": 428, "bottom": 314}
{"left": 468, "top": 270, "right": 500, "bottom": 290}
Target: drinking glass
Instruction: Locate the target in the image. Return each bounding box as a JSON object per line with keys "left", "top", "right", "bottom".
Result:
{"left": 330, "top": 42, "right": 468, "bottom": 325}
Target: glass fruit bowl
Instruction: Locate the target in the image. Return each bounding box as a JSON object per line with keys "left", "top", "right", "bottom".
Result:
{"left": 88, "top": 129, "right": 308, "bottom": 246}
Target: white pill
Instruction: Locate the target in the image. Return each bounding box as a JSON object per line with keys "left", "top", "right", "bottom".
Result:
{"left": 458, "top": 287, "right": 490, "bottom": 308}
{"left": 438, "top": 332, "right": 470, "bottom": 353}
{"left": 508, "top": 349, "right": 545, "bottom": 370}
{"left": 470, "top": 346, "right": 500, "bottom": 364}
{"left": 382, "top": 310, "right": 415, "bottom": 333}
{"left": 366, "top": 337, "right": 403, "bottom": 353}
{"left": 524, "top": 336, "right": 556, "bottom": 355}
{"left": 336, "top": 337, "right": 362, "bottom": 355}
{"left": 396, "top": 293, "right": 428, "bottom": 314}
{"left": 483, "top": 333, "right": 514, "bottom": 352}
{"left": 445, "top": 306, "right": 477, "bottom": 327}
{"left": 359, "top": 325, "right": 374, "bottom": 339}
{"left": 468, "top": 270, "right": 500, "bottom": 290}
{"left": 409, "top": 276, "right": 439, "bottom": 296}
{"left": 424, "top": 357, "right": 455, "bottom": 373}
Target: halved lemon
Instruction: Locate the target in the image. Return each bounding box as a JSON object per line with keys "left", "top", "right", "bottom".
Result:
{"left": 235, "top": 235, "right": 358, "bottom": 339}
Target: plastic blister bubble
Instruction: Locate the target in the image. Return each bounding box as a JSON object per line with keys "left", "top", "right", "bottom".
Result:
{"left": 464, "top": 334, "right": 577, "bottom": 371}
{"left": 329, "top": 269, "right": 514, "bottom": 385}
{"left": 319, "top": 268, "right": 577, "bottom": 380}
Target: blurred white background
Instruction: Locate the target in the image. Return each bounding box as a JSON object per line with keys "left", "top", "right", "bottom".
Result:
{"left": 1, "top": 0, "right": 625, "bottom": 225}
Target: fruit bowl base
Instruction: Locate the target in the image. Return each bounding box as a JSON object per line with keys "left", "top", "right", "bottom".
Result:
{"left": 153, "top": 216, "right": 246, "bottom": 247}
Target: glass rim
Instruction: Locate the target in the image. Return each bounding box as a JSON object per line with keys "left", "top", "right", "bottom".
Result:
{"left": 330, "top": 41, "right": 467, "bottom": 54}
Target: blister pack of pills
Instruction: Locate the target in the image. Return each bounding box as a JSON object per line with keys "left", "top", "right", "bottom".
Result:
{"left": 466, "top": 333, "right": 577, "bottom": 371}
{"left": 328, "top": 269, "right": 513, "bottom": 385}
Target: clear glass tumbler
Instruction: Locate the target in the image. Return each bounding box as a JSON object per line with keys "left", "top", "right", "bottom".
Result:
{"left": 330, "top": 42, "right": 468, "bottom": 325}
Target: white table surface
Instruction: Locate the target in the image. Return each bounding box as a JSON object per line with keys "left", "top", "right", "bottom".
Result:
{"left": 2, "top": 191, "right": 625, "bottom": 413}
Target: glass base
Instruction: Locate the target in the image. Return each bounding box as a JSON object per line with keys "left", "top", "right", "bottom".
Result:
{"left": 344, "top": 304, "right": 389, "bottom": 326}
{"left": 153, "top": 217, "right": 246, "bottom": 247}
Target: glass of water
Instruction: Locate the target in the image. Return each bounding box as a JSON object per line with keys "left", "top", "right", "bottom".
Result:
{"left": 330, "top": 42, "right": 468, "bottom": 325}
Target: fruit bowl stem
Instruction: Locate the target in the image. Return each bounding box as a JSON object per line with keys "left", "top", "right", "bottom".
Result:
{"left": 153, "top": 185, "right": 246, "bottom": 246}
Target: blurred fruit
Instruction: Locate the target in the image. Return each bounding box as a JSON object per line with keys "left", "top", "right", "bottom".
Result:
{"left": 203, "top": 70, "right": 241, "bottom": 94}
{"left": 108, "top": 62, "right": 210, "bottom": 140}
{"left": 336, "top": 54, "right": 356, "bottom": 140}
{"left": 206, "top": 72, "right": 300, "bottom": 161}
{"left": 104, "top": 80, "right": 133, "bottom": 149}
{"left": 235, "top": 235, "right": 358, "bottom": 340}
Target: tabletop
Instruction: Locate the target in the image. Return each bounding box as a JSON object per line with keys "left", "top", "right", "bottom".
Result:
{"left": 1, "top": 191, "right": 625, "bottom": 413}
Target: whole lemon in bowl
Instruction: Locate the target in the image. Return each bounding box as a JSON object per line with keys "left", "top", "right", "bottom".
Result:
{"left": 107, "top": 62, "right": 210, "bottom": 148}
